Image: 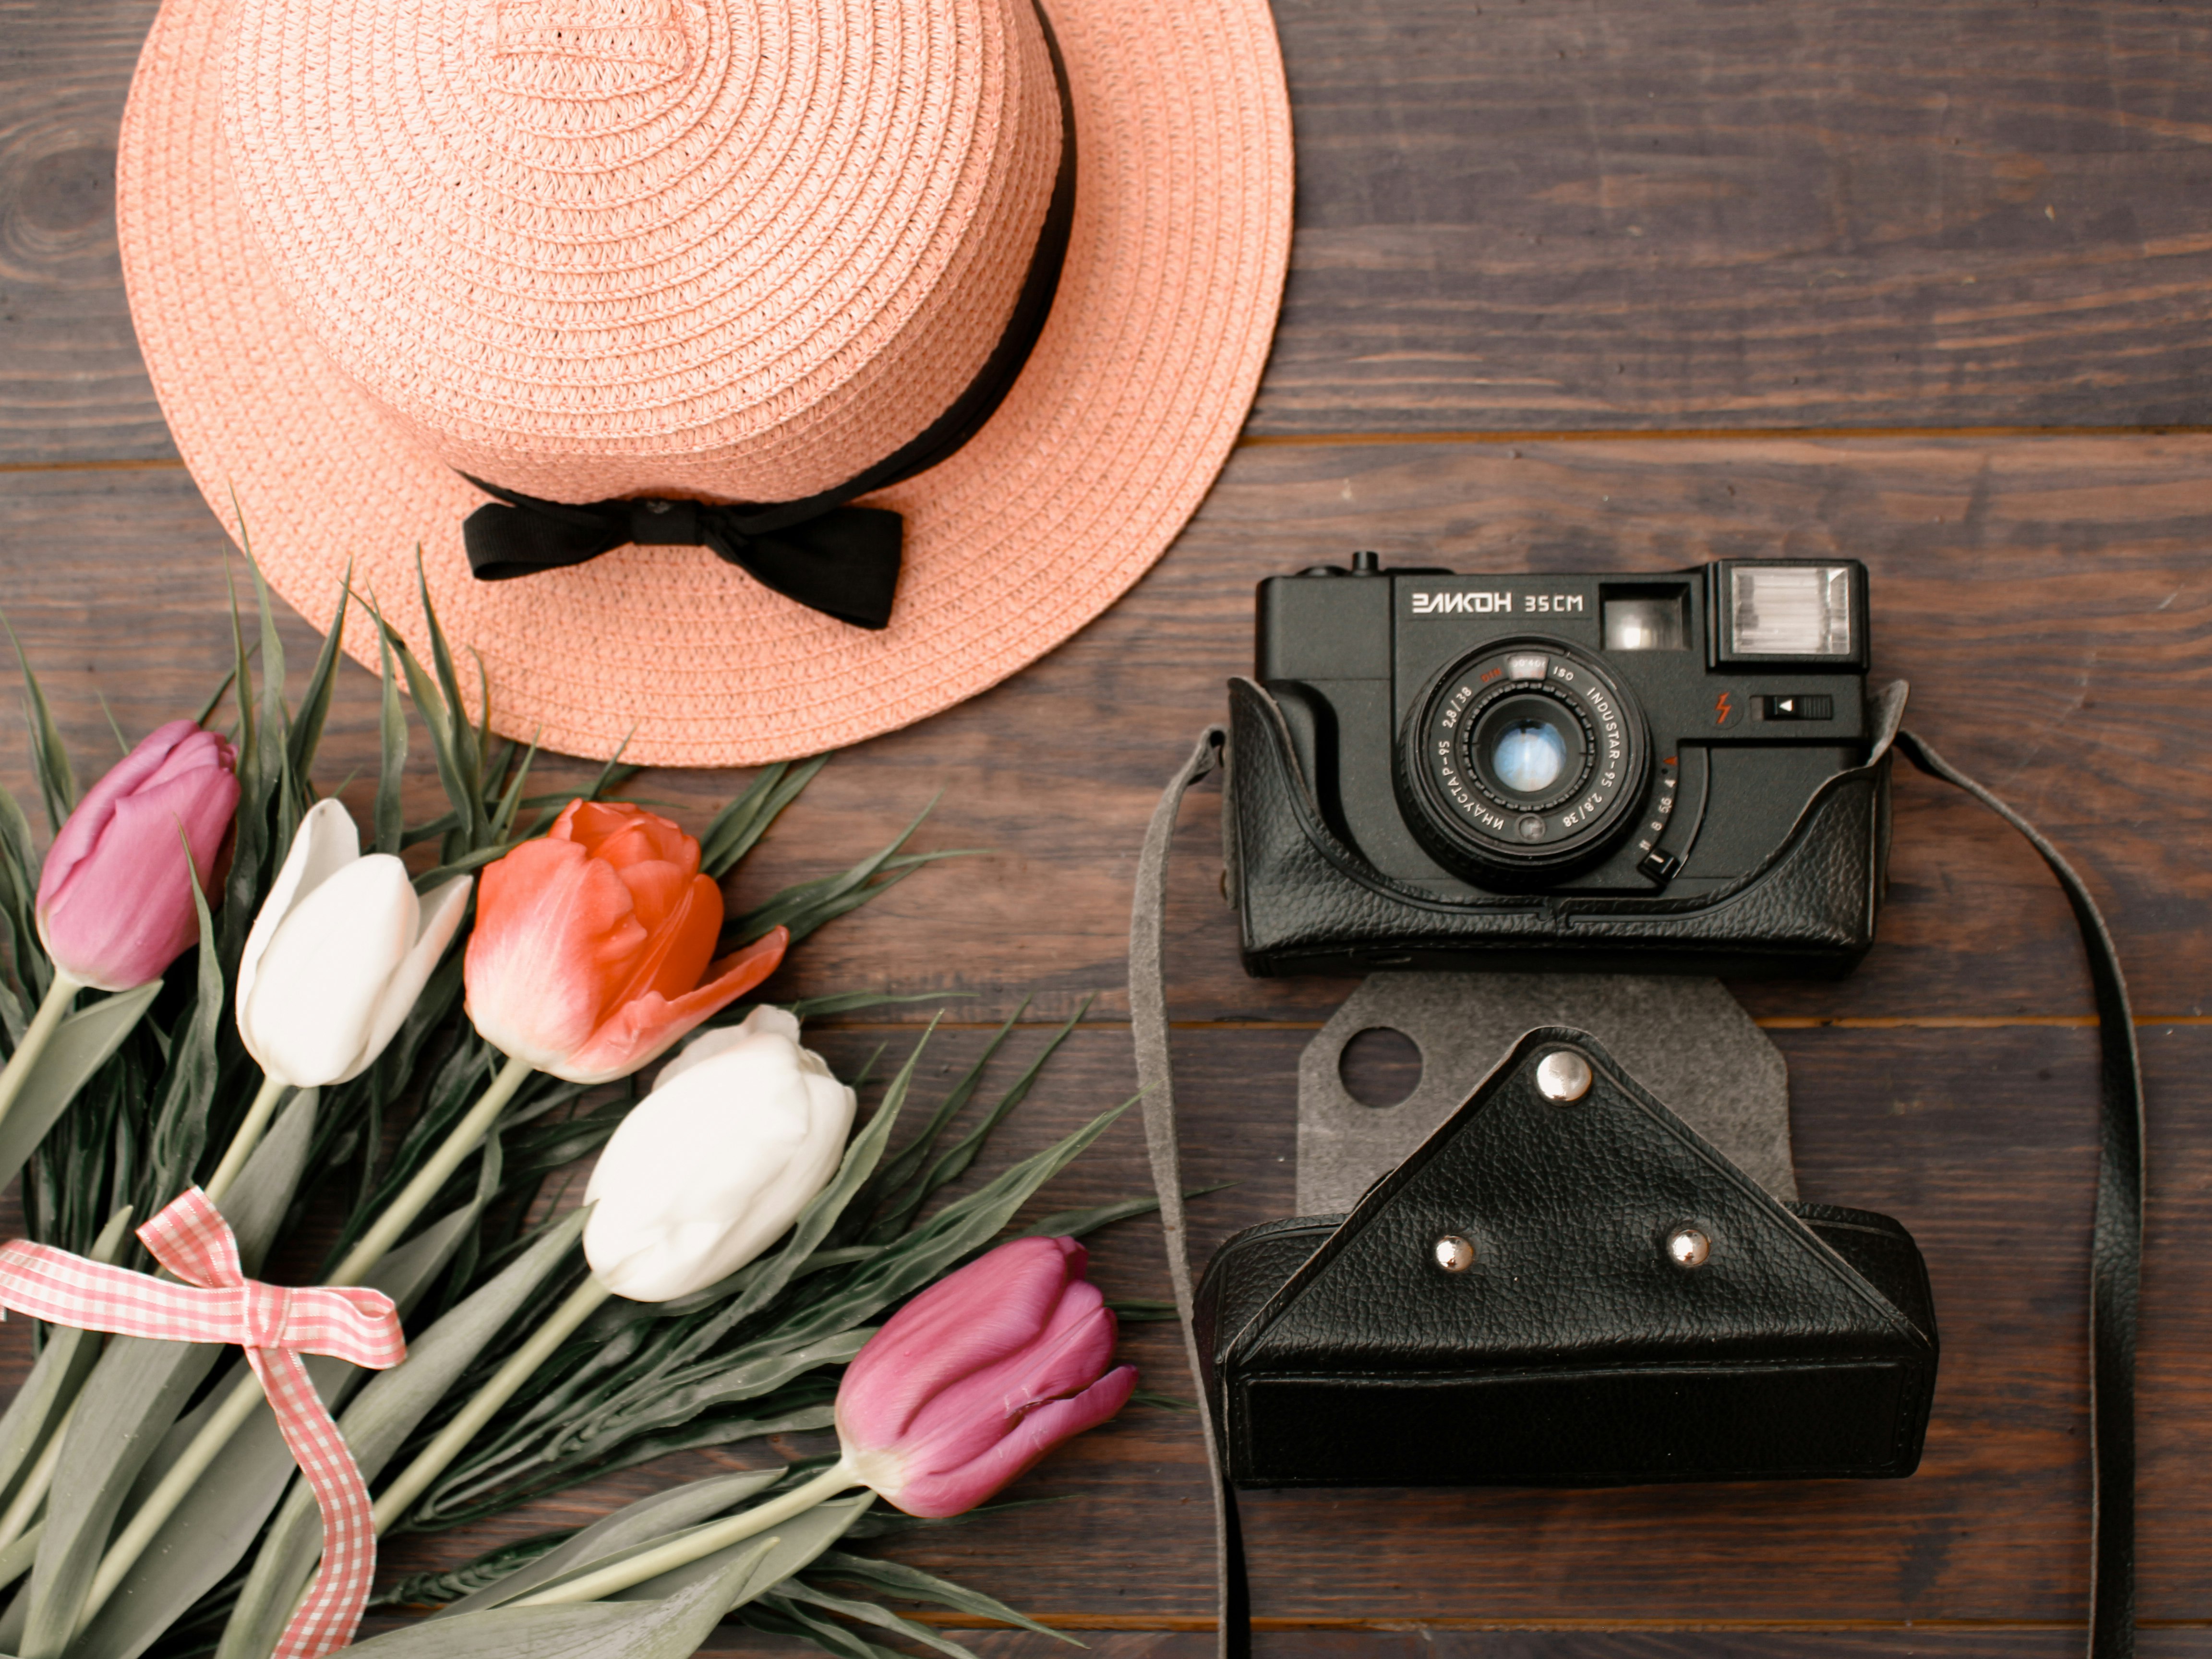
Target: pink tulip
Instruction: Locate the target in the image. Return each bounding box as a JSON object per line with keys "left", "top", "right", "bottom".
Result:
{"left": 35, "top": 720, "right": 240, "bottom": 991}
{"left": 836, "top": 1236, "right": 1137, "bottom": 1517}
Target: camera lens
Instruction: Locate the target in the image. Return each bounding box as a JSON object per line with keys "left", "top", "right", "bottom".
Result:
{"left": 1491, "top": 719, "right": 1568, "bottom": 794}
{"left": 1395, "top": 638, "right": 1651, "bottom": 885}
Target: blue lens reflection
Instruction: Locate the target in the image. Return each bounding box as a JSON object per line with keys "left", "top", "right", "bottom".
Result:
{"left": 1491, "top": 719, "right": 1567, "bottom": 794}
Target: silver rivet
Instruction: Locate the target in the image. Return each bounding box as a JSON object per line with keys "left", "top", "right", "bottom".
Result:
{"left": 1665, "top": 1226, "right": 1712, "bottom": 1269}
{"left": 1535, "top": 1050, "right": 1592, "bottom": 1102}
{"left": 1432, "top": 1235, "right": 1476, "bottom": 1273}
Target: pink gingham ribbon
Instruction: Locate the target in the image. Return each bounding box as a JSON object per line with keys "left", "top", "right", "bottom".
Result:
{"left": 0, "top": 1189, "right": 405, "bottom": 1659}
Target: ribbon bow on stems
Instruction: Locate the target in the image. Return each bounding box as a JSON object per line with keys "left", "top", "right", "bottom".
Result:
{"left": 0, "top": 1190, "right": 405, "bottom": 1659}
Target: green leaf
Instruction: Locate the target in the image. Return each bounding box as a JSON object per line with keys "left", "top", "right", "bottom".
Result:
{"left": 0, "top": 983, "right": 160, "bottom": 1200}
{"left": 0, "top": 776, "right": 47, "bottom": 1009}
{"left": 442, "top": 1468, "right": 786, "bottom": 1616}
{"left": 1128, "top": 1390, "right": 1195, "bottom": 1412}
{"left": 785, "top": 990, "right": 968, "bottom": 1021}
{"left": 374, "top": 625, "right": 409, "bottom": 858}
{"left": 777, "top": 1580, "right": 988, "bottom": 1659}
{"left": 414, "top": 558, "right": 487, "bottom": 847}
{"left": 0, "top": 612, "right": 75, "bottom": 837}
{"left": 754, "top": 1589, "right": 922, "bottom": 1659}
{"left": 242, "top": 549, "right": 296, "bottom": 857}
{"left": 697, "top": 757, "right": 828, "bottom": 879}
{"left": 547, "top": 1331, "right": 869, "bottom": 1464}
{"left": 735, "top": 1600, "right": 901, "bottom": 1659}
{"left": 1018, "top": 1184, "right": 1231, "bottom": 1242}
{"left": 8, "top": 1088, "right": 318, "bottom": 1659}
{"left": 733, "top": 847, "right": 974, "bottom": 949}
{"left": 0, "top": 1207, "right": 134, "bottom": 1515}
{"left": 612, "top": 1491, "right": 874, "bottom": 1606}
{"left": 214, "top": 1211, "right": 589, "bottom": 1659}
{"left": 853, "top": 1003, "right": 1025, "bottom": 1239}
{"left": 371, "top": 1533, "right": 578, "bottom": 1610}
{"left": 335, "top": 1535, "right": 781, "bottom": 1659}
{"left": 148, "top": 866, "right": 225, "bottom": 1204}
{"left": 806, "top": 1550, "right": 1079, "bottom": 1645}
{"left": 359, "top": 601, "right": 475, "bottom": 859}
{"left": 284, "top": 573, "right": 350, "bottom": 786}
{"left": 71, "top": 1205, "right": 484, "bottom": 1659}
{"left": 866, "top": 999, "right": 1087, "bottom": 1244}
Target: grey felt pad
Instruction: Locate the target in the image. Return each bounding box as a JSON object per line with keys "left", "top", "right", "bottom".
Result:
{"left": 1296, "top": 973, "right": 1794, "bottom": 1213}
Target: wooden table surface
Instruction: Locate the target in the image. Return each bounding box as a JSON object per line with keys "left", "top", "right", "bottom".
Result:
{"left": 6, "top": 1, "right": 2212, "bottom": 1654}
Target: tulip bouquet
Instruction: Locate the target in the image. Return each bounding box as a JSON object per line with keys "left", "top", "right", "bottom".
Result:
{"left": 0, "top": 574, "right": 1155, "bottom": 1659}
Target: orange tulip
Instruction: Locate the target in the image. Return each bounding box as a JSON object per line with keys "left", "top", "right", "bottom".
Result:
{"left": 464, "top": 801, "right": 787, "bottom": 1084}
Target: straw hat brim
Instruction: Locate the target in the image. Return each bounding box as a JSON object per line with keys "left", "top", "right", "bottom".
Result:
{"left": 117, "top": 0, "right": 1292, "bottom": 768}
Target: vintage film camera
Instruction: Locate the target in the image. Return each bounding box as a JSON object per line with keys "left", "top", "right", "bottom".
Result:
{"left": 1224, "top": 553, "right": 1891, "bottom": 978}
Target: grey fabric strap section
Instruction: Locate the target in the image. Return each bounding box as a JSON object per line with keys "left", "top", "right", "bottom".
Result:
{"left": 1128, "top": 725, "right": 1238, "bottom": 1657}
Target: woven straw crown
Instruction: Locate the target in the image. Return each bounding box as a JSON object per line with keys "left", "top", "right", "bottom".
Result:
{"left": 222, "top": 0, "right": 1061, "bottom": 505}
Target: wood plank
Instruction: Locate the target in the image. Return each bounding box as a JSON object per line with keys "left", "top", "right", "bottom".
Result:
{"left": 4, "top": 437, "right": 2211, "bottom": 1022}
{"left": 907, "top": 1635, "right": 2212, "bottom": 1659}
{"left": 1259, "top": 0, "right": 2212, "bottom": 433}
{"left": 894, "top": 1634, "right": 2212, "bottom": 1659}
{"left": 324, "top": 1021, "right": 2211, "bottom": 1627}
{"left": 8, "top": 1, "right": 2212, "bottom": 462}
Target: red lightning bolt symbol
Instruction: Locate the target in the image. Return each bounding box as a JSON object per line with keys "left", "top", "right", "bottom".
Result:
{"left": 1715, "top": 692, "right": 1733, "bottom": 725}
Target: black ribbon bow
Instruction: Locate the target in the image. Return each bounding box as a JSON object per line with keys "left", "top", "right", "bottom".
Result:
{"left": 461, "top": 481, "right": 903, "bottom": 631}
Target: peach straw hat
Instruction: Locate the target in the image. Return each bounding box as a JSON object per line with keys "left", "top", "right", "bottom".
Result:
{"left": 116, "top": 0, "right": 1292, "bottom": 766}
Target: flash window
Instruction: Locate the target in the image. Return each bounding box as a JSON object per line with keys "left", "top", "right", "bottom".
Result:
{"left": 1730, "top": 565, "right": 1852, "bottom": 657}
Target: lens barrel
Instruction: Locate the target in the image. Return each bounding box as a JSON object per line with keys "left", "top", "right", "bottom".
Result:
{"left": 1395, "top": 639, "right": 1651, "bottom": 884}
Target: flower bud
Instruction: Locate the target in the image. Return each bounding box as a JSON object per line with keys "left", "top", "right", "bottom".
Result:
{"left": 35, "top": 720, "right": 240, "bottom": 991}
{"left": 236, "top": 799, "right": 473, "bottom": 1088}
{"left": 583, "top": 1007, "right": 855, "bottom": 1301}
{"left": 836, "top": 1235, "right": 1136, "bottom": 1517}
{"left": 466, "top": 801, "right": 786, "bottom": 1085}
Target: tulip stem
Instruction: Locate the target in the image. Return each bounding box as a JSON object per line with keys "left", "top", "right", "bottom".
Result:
{"left": 510, "top": 1458, "right": 861, "bottom": 1607}
{"left": 202, "top": 1075, "right": 290, "bottom": 1208}
{"left": 77, "top": 1051, "right": 539, "bottom": 1636}
{"left": 0, "top": 972, "right": 82, "bottom": 1132}
{"left": 371, "top": 1274, "right": 610, "bottom": 1535}
{"left": 328, "top": 1051, "right": 535, "bottom": 1286}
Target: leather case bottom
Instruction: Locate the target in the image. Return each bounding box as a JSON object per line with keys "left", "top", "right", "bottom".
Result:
{"left": 1194, "top": 1034, "right": 1938, "bottom": 1489}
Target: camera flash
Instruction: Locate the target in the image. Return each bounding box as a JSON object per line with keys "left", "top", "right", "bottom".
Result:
{"left": 1729, "top": 565, "right": 1853, "bottom": 657}
{"left": 1506, "top": 652, "right": 1549, "bottom": 682}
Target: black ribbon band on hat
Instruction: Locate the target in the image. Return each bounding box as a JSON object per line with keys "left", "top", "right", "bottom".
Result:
{"left": 459, "top": 2, "right": 1079, "bottom": 632}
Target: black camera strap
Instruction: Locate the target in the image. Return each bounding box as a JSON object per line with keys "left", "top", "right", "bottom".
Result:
{"left": 1129, "top": 720, "right": 2145, "bottom": 1659}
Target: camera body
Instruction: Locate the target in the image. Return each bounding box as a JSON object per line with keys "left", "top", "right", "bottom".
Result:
{"left": 1226, "top": 555, "right": 1894, "bottom": 978}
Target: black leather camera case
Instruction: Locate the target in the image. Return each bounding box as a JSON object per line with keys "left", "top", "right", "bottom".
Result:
{"left": 1225, "top": 676, "right": 1897, "bottom": 980}
{"left": 1194, "top": 1028, "right": 1936, "bottom": 1487}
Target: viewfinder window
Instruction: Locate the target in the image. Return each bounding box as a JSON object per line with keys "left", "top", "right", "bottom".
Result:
{"left": 1602, "top": 591, "right": 1688, "bottom": 651}
{"left": 1729, "top": 565, "right": 1852, "bottom": 657}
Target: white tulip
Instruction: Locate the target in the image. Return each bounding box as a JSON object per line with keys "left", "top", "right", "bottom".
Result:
{"left": 236, "top": 799, "right": 474, "bottom": 1088}
{"left": 584, "top": 1006, "right": 856, "bottom": 1302}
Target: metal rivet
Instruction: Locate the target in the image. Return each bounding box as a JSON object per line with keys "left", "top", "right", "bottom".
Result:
{"left": 1665, "top": 1226, "right": 1712, "bottom": 1269}
{"left": 1535, "top": 1050, "right": 1592, "bottom": 1102}
{"left": 1432, "top": 1235, "right": 1476, "bottom": 1273}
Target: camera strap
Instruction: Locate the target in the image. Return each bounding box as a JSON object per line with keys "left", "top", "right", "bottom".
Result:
{"left": 1129, "top": 719, "right": 2145, "bottom": 1659}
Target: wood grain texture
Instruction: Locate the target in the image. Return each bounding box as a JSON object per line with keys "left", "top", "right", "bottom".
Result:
{"left": 8, "top": 0, "right": 2212, "bottom": 461}
{"left": 1260, "top": 0, "right": 2212, "bottom": 433}
{"left": 5, "top": 437, "right": 2210, "bottom": 1023}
